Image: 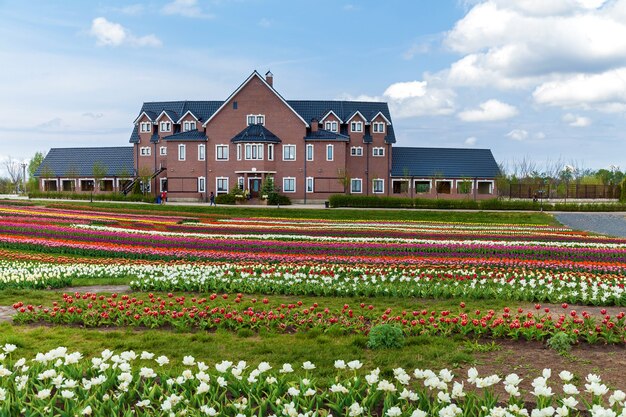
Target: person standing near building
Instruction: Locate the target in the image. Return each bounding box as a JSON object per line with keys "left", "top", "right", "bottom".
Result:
{"left": 209, "top": 191, "right": 215, "bottom": 206}
{"left": 161, "top": 190, "right": 167, "bottom": 205}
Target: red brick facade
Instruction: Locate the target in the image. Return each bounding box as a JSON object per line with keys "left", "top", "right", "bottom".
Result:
{"left": 131, "top": 72, "right": 498, "bottom": 202}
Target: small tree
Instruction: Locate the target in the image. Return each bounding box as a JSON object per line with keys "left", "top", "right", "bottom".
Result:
{"left": 138, "top": 167, "right": 152, "bottom": 195}
{"left": 92, "top": 161, "right": 107, "bottom": 193}
{"left": 3, "top": 156, "right": 22, "bottom": 193}
{"left": 28, "top": 151, "right": 46, "bottom": 192}
{"left": 337, "top": 168, "right": 351, "bottom": 194}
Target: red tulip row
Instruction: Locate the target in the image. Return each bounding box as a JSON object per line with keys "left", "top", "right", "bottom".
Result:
{"left": 13, "top": 292, "right": 626, "bottom": 345}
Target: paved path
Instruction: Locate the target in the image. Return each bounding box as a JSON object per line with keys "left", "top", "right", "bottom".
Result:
{"left": 554, "top": 213, "right": 626, "bottom": 238}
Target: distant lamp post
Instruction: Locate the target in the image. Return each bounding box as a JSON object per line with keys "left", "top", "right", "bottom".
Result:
{"left": 21, "top": 162, "right": 27, "bottom": 194}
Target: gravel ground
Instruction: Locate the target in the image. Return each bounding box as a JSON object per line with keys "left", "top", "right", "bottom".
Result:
{"left": 554, "top": 212, "right": 626, "bottom": 237}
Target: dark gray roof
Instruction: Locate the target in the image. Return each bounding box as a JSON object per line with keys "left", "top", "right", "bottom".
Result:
{"left": 391, "top": 147, "right": 500, "bottom": 178}
{"left": 231, "top": 124, "right": 281, "bottom": 143}
{"left": 130, "top": 99, "right": 395, "bottom": 143}
{"left": 162, "top": 130, "right": 208, "bottom": 141}
{"left": 304, "top": 129, "right": 349, "bottom": 141}
{"left": 129, "top": 125, "right": 139, "bottom": 143}
{"left": 35, "top": 147, "right": 134, "bottom": 177}
{"left": 150, "top": 133, "right": 159, "bottom": 143}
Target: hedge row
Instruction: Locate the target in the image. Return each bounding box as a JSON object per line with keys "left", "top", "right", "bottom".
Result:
{"left": 328, "top": 194, "right": 626, "bottom": 212}
{"left": 28, "top": 191, "right": 154, "bottom": 203}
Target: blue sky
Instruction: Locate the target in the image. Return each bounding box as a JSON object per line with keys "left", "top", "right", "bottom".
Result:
{"left": 1, "top": 0, "right": 625, "bottom": 175}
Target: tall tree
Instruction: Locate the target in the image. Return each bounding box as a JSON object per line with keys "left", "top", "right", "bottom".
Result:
{"left": 3, "top": 156, "right": 22, "bottom": 193}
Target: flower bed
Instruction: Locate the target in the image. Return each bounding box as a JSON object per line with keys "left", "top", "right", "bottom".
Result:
{"left": 0, "top": 343, "right": 623, "bottom": 416}
{"left": 13, "top": 292, "right": 626, "bottom": 345}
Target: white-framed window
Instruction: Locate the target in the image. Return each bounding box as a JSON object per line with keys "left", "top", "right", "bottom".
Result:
{"left": 140, "top": 122, "right": 151, "bottom": 133}
{"left": 198, "top": 177, "right": 206, "bottom": 193}
{"left": 160, "top": 121, "right": 171, "bottom": 132}
{"left": 198, "top": 144, "right": 206, "bottom": 161}
{"left": 238, "top": 177, "right": 245, "bottom": 190}
{"left": 306, "top": 177, "right": 314, "bottom": 193}
{"left": 350, "top": 121, "right": 363, "bottom": 133}
{"left": 216, "top": 177, "right": 229, "bottom": 194}
{"left": 283, "top": 144, "right": 296, "bottom": 161}
{"left": 435, "top": 180, "right": 453, "bottom": 195}
{"left": 283, "top": 177, "right": 296, "bottom": 193}
{"left": 160, "top": 178, "right": 167, "bottom": 193}
{"left": 237, "top": 144, "right": 242, "bottom": 161}
{"left": 140, "top": 180, "right": 150, "bottom": 193}
{"left": 455, "top": 179, "right": 473, "bottom": 194}
{"left": 247, "top": 114, "right": 265, "bottom": 125}
{"left": 215, "top": 144, "right": 228, "bottom": 161}
{"left": 324, "top": 121, "right": 338, "bottom": 132}
{"left": 267, "top": 144, "right": 274, "bottom": 161}
{"left": 414, "top": 180, "right": 432, "bottom": 193}
{"left": 326, "top": 144, "right": 334, "bottom": 161}
{"left": 183, "top": 121, "right": 196, "bottom": 132}
{"left": 245, "top": 143, "right": 263, "bottom": 160}
{"left": 178, "top": 144, "right": 186, "bottom": 161}
{"left": 306, "top": 144, "right": 314, "bottom": 161}
{"left": 350, "top": 146, "right": 363, "bottom": 156}
{"left": 140, "top": 147, "right": 151, "bottom": 156}
{"left": 351, "top": 178, "right": 362, "bottom": 194}
{"left": 477, "top": 180, "right": 494, "bottom": 195}
{"left": 373, "top": 147, "right": 385, "bottom": 157}
{"left": 159, "top": 146, "right": 167, "bottom": 156}
{"left": 373, "top": 179, "right": 384, "bottom": 194}
{"left": 373, "top": 122, "right": 385, "bottom": 133}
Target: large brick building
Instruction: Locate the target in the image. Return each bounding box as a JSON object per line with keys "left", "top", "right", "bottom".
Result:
{"left": 36, "top": 71, "right": 500, "bottom": 202}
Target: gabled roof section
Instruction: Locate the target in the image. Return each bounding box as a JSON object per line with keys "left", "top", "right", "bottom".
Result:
{"left": 133, "top": 111, "right": 155, "bottom": 124}
{"left": 162, "top": 130, "right": 208, "bottom": 141}
{"left": 150, "top": 133, "right": 159, "bottom": 143}
{"left": 231, "top": 124, "right": 282, "bottom": 143}
{"left": 203, "top": 71, "right": 309, "bottom": 127}
{"left": 129, "top": 125, "right": 139, "bottom": 143}
{"left": 319, "top": 110, "right": 343, "bottom": 123}
{"left": 156, "top": 110, "right": 177, "bottom": 123}
{"left": 304, "top": 129, "right": 350, "bottom": 142}
{"left": 391, "top": 147, "right": 500, "bottom": 178}
{"left": 35, "top": 147, "right": 134, "bottom": 177}
{"left": 177, "top": 110, "right": 200, "bottom": 123}
{"left": 371, "top": 111, "right": 391, "bottom": 125}
{"left": 345, "top": 110, "right": 368, "bottom": 124}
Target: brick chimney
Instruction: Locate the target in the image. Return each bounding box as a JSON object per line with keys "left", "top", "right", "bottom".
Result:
{"left": 311, "top": 118, "right": 318, "bottom": 132}
{"left": 265, "top": 70, "right": 273, "bottom": 87}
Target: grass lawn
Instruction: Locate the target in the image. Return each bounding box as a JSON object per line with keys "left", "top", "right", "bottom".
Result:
{"left": 40, "top": 200, "right": 558, "bottom": 225}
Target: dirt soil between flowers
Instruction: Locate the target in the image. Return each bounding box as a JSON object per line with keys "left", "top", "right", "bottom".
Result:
{"left": 457, "top": 338, "right": 626, "bottom": 398}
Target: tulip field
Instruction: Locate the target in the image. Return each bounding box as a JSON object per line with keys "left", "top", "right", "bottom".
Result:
{"left": 1, "top": 202, "right": 626, "bottom": 416}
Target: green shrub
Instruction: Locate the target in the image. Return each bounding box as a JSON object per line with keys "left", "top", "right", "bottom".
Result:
{"left": 367, "top": 324, "right": 405, "bottom": 350}
{"left": 215, "top": 194, "right": 236, "bottom": 204}
{"left": 28, "top": 191, "right": 153, "bottom": 203}
{"left": 267, "top": 193, "right": 291, "bottom": 206}
{"left": 620, "top": 179, "right": 626, "bottom": 202}
{"left": 546, "top": 332, "right": 575, "bottom": 353}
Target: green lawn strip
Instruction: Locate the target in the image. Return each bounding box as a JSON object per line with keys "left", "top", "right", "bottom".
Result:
{"left": 0, "top": 322, "right": 473, "bottom": 380}
{"left": 41, "top": 200, "right": 558, "bottom": 225}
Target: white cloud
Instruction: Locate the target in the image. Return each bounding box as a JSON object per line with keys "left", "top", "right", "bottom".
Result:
{"left": 458, "top": 99, "right": 517, "bottom": 122}
{"left": 533, "top": 69, "right": 626, "bottom": 107}
{"left": 384, "top": 80, "right": 456, "bottom": 118}
{"left": 506, "top": 129, "right": 529, "bottom": 141}
{"left": 383, "top": 81, "right": 428, "bottom": 100}
{"left": 535, "top": 131, "right": 546, "bottom": 139}
{"left": 89, "top": 17, "right": 161, "bottom": 47}
{"left": 465, "top": 136, "right": 477, "bottom": 145}
{"left": 161, "top": 0, "right": 214, "bottom": 19}
{"left": 443, "top": 0, "right": 626, "bottom": 97}
{"left": 563, "top": 113, "right": 592, "bottom": 127}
